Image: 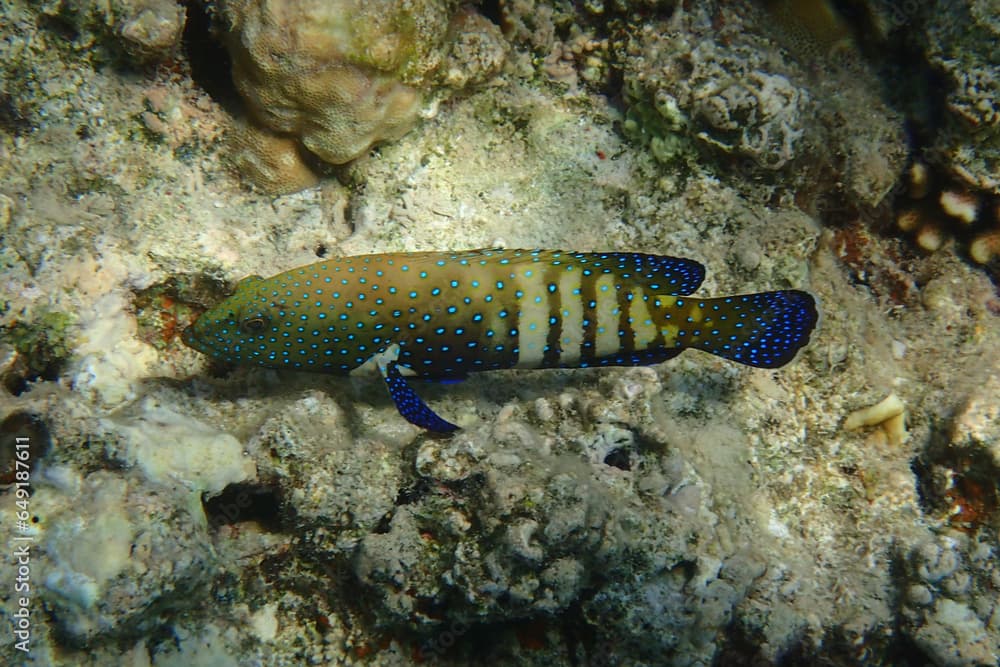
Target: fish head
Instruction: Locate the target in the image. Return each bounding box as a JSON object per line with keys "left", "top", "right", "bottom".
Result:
{"left": 182, "top": 275, "right": 273, "bottom": 365}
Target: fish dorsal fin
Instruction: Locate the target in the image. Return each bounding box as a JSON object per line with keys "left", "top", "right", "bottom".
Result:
{"left": 569, "top": 252, "right": 706, "bottom": 295}
{"left": 363, "top": 249, "right": 706, "bottom": 296}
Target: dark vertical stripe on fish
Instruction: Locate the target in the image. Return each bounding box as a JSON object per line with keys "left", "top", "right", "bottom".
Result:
{"left": 617, "top": 284, "right": 634, "bottom": 355}
{"left": 543, "top": 273, "right": 562, "bottom": 367}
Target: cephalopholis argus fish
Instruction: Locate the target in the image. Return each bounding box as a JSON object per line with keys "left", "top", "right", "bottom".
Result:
{"left": 183, "top": 249, "right": 818, "bottom": 432}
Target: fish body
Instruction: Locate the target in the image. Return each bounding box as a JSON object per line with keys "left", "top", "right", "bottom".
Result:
{"left": 183, "top": 249, "right": 818, "bottom": 431}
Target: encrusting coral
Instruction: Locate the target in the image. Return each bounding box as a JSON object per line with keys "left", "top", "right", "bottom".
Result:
{"left": 214, "top": 0, "right": 506, "bottom": 192}
{"left": 226, "top": 119, "right": 321, "bottom": 195}
{"left": 612, "top": 2, "right": 907, "bottom": 210}
{"left": 38, "top": 0, "right": 187, "bottom": 63}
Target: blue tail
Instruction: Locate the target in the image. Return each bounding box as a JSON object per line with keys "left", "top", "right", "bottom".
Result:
{"left": 683, "top": 290, "right": 819, "bottom": 369}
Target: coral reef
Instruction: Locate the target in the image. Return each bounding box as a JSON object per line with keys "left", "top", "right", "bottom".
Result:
{"left": 225, "top": 120, "right": 321, "bottom": 195}
{"left": 37, "top": 0, "right": 186, "bottom": 63}
{"left": 950, "top": 374, "right": 1000, "bottom": 473}
{"left": 349, "top": 370, "right": 711, "bottom": 631}
{"left": 915, "top": 369, "right": 1000, "bottom": 535}
{"left": 35, "top": 470, "right": 217, "bottom": 646}
{"left": 900, "top": 533, "right": 1000, "bottom": 665}
{"left": 113, "top": 0, "right": 187, "bottom": 62}
{"left": 2, "top": 0, "right": 1000, "bottom": 665}
{"left": 1, "top": 311, "right": 77, "bottom": 395}
{"left": 250, "top": 390, "right": 406, "bottom": 555}
{"left": 856, "top": 0, "right": 1000, "bottom": 279}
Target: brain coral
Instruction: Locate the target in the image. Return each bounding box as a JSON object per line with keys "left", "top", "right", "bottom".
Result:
{"left": 216, "top": 0, "right": 504, "bottom": 184}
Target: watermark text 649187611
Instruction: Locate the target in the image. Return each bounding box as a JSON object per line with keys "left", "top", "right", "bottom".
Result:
{"left": 10, "top": 434, "right": 34, "bottom": 654}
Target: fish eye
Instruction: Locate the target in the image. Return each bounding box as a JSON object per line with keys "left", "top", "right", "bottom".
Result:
{"left": 240, "top": 315, "right": 269, "bottom": 333}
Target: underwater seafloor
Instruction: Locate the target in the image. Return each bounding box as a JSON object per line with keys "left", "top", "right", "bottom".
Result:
{"left": 1, "top": 1, "right": 999, "bottom": 665}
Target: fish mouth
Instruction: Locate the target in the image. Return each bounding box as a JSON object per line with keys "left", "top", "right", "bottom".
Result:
{"left": 181, "top": 329, "right": 232, "bottom": 359}
{"left": 180, "top": 324, "right": 201, "bottom": 350}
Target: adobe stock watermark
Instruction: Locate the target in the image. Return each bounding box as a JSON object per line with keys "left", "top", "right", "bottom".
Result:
{"left": 9, "top": 433, "right": 34, "bottom": 654}
{"left": 883, "top": 0, "right": 924, "bottom": 32}
{"left": 418, "top": 619, "right": 471, "bottom": 660}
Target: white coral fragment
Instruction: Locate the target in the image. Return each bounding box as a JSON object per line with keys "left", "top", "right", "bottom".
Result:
{"left": 844, "top": 392, "right": 907, "bottom": 446}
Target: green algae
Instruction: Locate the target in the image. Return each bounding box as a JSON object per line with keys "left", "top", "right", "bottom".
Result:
{"left": 2, "top": 309, "right": 77, "bottom": 390}
{"left": 622, "top": 87, "right": 695, "bottom": 166}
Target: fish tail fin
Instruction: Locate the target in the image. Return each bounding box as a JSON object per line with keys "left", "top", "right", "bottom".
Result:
{"left": 664, "top": 290, "right": 818, "bottom": 369}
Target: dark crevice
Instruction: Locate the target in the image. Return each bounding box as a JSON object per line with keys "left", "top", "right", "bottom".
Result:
{"left": 395, "top": 478, "right": 432, "bottom": 506}
{"left": 180, "top": 0, "right": 242, "bottom": 115}
{"left": 913, "top": 437, "right": 1000, "bottom": 533}
{"left": 203, "top": 482, "right": 282, "bottom": 530}
{"left": 478, "top": 0, "right": 503, "bottom": 27}
{"left": 132, "top": 274, "right": 230, "bottom": 351}
{"left": 34, "top": 12, "right": 80, "bottom": 43}
{"left": 603, "top": 447, "right": 631, "bottom": 471}
{"left": 0, "top": 90, "right": 36, "bottom": 136}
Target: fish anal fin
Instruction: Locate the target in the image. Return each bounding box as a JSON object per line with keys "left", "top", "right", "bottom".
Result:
{"left": 418, "top": 374, "right": 469, "bottom": 385}
{"left": 591, "top": 348, "right": 684, "bottom": 367}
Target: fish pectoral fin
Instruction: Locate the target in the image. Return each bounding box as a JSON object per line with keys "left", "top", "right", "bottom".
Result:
{"left": 377, "top": 359, "right": 459, "bottom": 433}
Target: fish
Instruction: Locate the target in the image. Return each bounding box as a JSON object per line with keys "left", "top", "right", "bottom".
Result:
{"left": 182, "top": 249, "right": 818, "bottom": 432}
